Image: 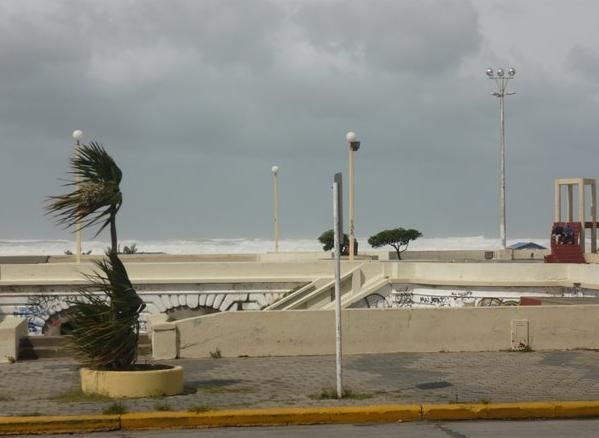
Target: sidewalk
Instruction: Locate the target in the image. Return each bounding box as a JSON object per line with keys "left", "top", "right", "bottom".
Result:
{"left": 1, "top": 351, "right": 599, "bottom": 417}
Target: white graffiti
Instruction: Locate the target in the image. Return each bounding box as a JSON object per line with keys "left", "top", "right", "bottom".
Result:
{"left": 359, "top": 288, "right": 526, "bottom": 309}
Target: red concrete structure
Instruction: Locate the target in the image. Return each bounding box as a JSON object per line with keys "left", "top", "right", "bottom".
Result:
{"left": 544, "top": 222, "right": 585, "bottom": 263}
{"left": 544, "top": 178, "right": 598, "bottom": 264}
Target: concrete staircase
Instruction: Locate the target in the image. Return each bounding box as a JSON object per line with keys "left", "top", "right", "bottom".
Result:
{"left": 321, "top": 276, "right": 391, "bottom": 310}
{"left": 266, "top": 262, "right": 388, "bottom": 310}
{"left": 18, "top": 334, "right": 151, "bottom": 360}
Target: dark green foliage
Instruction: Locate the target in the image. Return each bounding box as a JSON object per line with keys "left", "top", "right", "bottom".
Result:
{"left": 47, "top": 141, "right": 144, "bottom": 371}
{"left": 318, "top": 229, "right": 350, "bottom": 253}
{"left": 120, "top": 243, "right": 138, "bottom": 254}
{"left": 66, "top": 251, "right": 145, "bottom": 370}
{"left": 46, "top": 142, "right": 123, "bottom": 252}
{"left": 368, "top": 228, "right": 422, "bottom": 260}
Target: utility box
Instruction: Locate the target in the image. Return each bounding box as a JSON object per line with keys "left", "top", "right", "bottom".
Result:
{"left": 511, "top": 319, "right": 530, "bottom": 351}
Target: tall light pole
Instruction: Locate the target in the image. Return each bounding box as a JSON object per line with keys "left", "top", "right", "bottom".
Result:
{"left": 486, "top": 67, "right": 516, "bottom": 250}
{"left": 72, "top": 129, "right": 83, "bottom": 263}
{"left": 346, "top": 132, "right": 360, "bottom": 261}
{"left": 272, "top": 165, "right": 280, "bottom": 253}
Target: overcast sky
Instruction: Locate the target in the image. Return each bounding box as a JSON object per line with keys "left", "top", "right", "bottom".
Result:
{"left": 1, "top": 0, "right": 598, "bottom": 242}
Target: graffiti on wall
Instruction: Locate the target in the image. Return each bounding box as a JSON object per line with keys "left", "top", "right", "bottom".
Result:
{"left": 358, "top": 289, "right": 520, "bottom": 309}
{"left": 12, "top": 295, "right": 64, "bottom": 335}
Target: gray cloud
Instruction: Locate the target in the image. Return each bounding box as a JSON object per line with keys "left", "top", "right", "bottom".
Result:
{"left": 568, "top": 45, "right": 599, "bottom": 85}
{"left": 1, "top": 1, "right": 599, "bottom": 243}
{"left": 294, "top": 0, "right": 480, "bottom": 74}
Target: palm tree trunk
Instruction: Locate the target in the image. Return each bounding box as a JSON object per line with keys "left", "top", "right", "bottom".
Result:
{"left": 110, "top": 210, "right": 118, "bottom": 253}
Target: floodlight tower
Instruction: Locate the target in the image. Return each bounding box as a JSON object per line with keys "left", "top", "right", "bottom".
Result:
{"left": 486, "top": 67, "right": 516, "bottom": 250}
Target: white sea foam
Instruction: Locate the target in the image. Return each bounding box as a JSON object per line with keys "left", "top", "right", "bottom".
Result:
{"left": 0, "top": 236, "right": 549, "bottom": 256}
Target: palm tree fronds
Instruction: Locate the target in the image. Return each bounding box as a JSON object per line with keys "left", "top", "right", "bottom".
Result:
{"left": 45, "top": 142, "right": 122, "bottom": 236}
{"left": 65, "top": 250, "right": 145, "bottom": 370}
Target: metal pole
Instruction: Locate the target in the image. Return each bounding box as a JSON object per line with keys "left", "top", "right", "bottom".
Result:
{"left": 273, "top": 168, "right": 279, "bottom": 253}
{"left": 348, "top": 148, "right": 354, "bottom": 261}
{"left": 499, "top": 80, "right": 506, "bottom": 250}
{"left": 333, "top": 177, "right": 343, "bottom": 399}
{"left": 75, "top": 138, "right": 82, "bottom": 263}
{"left": 487, "top": 68, "right": 515, "bottom": 250}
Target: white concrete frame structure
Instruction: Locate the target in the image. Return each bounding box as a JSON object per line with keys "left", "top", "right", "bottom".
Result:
{"left": 554, "top": 177, "right": 597, "bottom": 254}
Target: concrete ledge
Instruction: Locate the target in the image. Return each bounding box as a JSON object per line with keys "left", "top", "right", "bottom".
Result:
{"left": 0, "top": 317, "right": 27, "bottom": 363}
{"left": 0, "top": 276, "right": 322, "bottom": 287}
{"left": 3, "top": 402, "right": 599, "bottom": 434}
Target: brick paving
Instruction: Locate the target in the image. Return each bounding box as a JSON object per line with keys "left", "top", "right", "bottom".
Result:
{"left": 2, "top": 351, "right": 599, "bottom": 416}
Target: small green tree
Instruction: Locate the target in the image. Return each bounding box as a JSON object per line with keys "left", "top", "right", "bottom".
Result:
{"left": 368, "top": 228, "right": 422, "bottom": 260}
{"left": 318, "top": 229, "right": 350, "bottom": 254}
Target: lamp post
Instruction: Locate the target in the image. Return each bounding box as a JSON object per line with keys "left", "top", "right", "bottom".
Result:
{"left": 346, "top": 131, "right": 360, "bottom": 261}
{"left": 486, "top": 67, "right": 516, "bottom": 250}
{"left": 272, "top": 165, "right": 280, "bottom": 253}
{"left": 72, "top": 129, "right": 83, "bottom": 263}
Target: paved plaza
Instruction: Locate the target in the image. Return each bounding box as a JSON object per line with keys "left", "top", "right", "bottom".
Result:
{"left": 2, "top": 351, "right": 599, "bottom": 416}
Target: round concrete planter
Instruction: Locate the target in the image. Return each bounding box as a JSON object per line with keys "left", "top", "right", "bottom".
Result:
{"left": 80, "top": 365, "right": 183, "bottom": 398}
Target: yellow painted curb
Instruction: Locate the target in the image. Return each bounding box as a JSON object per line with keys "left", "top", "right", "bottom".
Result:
{"left": 422, "top": 403, "right": 486, "bottom": 421}
{"left": 3, "top": 401, "right": 599, "bottom": 434}
{"left": 554, "top": 401, "right": 599, "bottom": 418}
{"left": 120, "top": 405, "right": 422, "bottom": 430}
{"left": 0, "top": 414, "right": 119, "bottom": 435}
{"left": 483, "top": 402, "right": 557, "bottom": 419}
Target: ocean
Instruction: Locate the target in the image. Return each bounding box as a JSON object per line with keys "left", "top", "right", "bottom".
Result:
{"left": 0, "top": 236, "right": 549, "bottom": 256}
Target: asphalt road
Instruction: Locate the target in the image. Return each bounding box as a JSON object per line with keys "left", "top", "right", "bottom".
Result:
{"left": 26, "top": 420, "right": 599, "bottom": 437}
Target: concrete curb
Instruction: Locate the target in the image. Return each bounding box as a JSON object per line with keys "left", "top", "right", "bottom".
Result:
{"left": 0, "top": 414, "right": 120, "bottom": 435}
{"left": 2, "top": 402, "right": 599, "bottom": 434}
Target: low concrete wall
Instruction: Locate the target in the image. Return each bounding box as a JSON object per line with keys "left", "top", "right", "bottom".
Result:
{"left": 384, "top": 262, "right": 573, "bottom": 287}
{"left": 0, "top": 317, "right": 27, "bottom": 362}
{"left": 48, "top": 253, "right": 259, "bottom": 264}
{"left": 3, "top": 259, "right": 590, "bottom": 287}
{"left": 163, "top": 305, "right": 599, "bottom": 359}
{"left": 0, "top": 260, "right": 356, "bottom": 284}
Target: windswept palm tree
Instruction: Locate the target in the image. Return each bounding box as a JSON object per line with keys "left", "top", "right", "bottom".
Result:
{"left": 47, "top": 142, "right": 145, "bottom": 370}
{"left": 47, "top": 141, "right": 123, "bottom": 252}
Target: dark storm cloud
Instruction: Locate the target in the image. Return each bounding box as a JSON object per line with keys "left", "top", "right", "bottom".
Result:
{"left": 0, "top": 1, "right": 598, "bottom": 242}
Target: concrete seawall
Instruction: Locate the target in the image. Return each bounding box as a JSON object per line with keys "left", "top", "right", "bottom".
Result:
{"left": 3, "top": 256, "right": 599, "bottom": 338}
